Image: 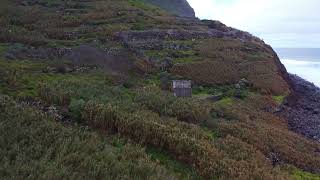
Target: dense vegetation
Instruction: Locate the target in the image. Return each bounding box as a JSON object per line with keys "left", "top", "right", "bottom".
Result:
{"left": 0, "top": 95, "right": 177, "bottom": 179}
{"left": 0, "top": 0, "right": 320, "bottom": 179}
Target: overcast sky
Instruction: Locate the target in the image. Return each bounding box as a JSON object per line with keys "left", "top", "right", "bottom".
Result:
{"left": 187, "top": 0, "right": 320, "bottom": 48}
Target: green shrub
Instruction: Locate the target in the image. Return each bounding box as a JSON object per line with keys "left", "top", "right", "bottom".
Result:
{"left": 290, "top": 168, "right": 320, "bottom": 180}
{"left": 68, "top": 98, "right": 86, "bottom": 121}
{"left": 273, "top": 95, "right": 285, "bottom": 105}
{"left": 123, "top": 79, "right": 135, "bottom": 88}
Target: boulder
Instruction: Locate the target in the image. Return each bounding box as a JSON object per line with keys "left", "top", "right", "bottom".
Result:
{"left": 207, "top": 94, "right": 223, "bottom": 102}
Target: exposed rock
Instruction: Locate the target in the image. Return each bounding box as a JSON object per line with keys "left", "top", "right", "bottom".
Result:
{"left": 234, "top": 83, "right": 241, "bottom": 89}
{"left": 5, "top": 46, "right": 72, "bottom": 60}
{"left": 42, "top": 65, "right": 96, "bottom": 74}
{"left": 207, "top": 94, "right": 223, "bottom": 102}
{"left": 158, "top": 57, "right": 173, "bottom": 71}
{"left": 278, "top": 74, "right": 320, "bottom": 142}
{"left": 239, "top": 78, "right": 250, "bottom": 88}
{"left": 124, "top": 40, "right": 164, "bottom": 50}
{"left": 203, "top": 20, "right": 230, "bottom": 32}
{"left": 4, "top": 52, "right": 16, "bottom": 60}
{"left": 21, "top": 1, "right": 29, "bottom": 6}
{"left": 117, "top": 28, "right": 259, "bottom": 45}
{"left": 47, "top": 105, "right": 63, "bottom": 121}
{"left": 165, "top": 42, "right": 192, "bottom": 50}
{"left": 268, "top": 152, "right": 282, "bottom": 166}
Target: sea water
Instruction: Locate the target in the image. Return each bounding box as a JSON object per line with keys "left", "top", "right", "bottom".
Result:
{"left": 275, "top": 48, "right": 320, "bottom": 87}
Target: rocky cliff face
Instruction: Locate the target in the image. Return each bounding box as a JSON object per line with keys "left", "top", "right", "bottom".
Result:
{"left": 144, "top": 0, "right": 195, "bottom": 18}
{"left": 278, "top": 74, "right": 320, "bottom": 142}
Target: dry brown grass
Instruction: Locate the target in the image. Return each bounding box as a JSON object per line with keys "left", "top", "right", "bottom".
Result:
{"left": 82, "top": 101, "right": 289, "bottom": 179}
{"left": 171, "top": 60, "right": 240, "bottom": 85}
{"left": 214, "top": 94, "right": 320, "bottom": 173}
{"left": 171, "top": 38, "right": 290, "bottom": 95}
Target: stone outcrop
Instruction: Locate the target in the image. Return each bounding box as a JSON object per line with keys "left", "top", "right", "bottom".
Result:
{"left": 117, "top": 27, "right": 260, "bottom": 45}
{"left": 5, "top": 46, "right": 72, "bottom": 60}
{"left": 278, "top": 74, "right": 320, "bottom": 142}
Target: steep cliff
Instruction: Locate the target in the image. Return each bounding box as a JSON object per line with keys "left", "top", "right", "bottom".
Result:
{"left": 144, "top": 0, "right": 195, "bottom": 17}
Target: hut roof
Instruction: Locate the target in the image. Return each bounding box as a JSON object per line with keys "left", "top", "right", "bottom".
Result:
{"left": 172, "top": 80, "right": 191, "bottom": 89}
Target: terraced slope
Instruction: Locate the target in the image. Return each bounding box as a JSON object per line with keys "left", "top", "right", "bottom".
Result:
{"left": 1, "top": 0, "right": 290, "bottom": 95}
{"left": 0, "top": 0, "right": 319, "bottom": 179}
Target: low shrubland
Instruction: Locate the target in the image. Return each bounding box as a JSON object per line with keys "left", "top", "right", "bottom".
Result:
{"left": 0, "top": 0, "right": 174, "bottom": 48}
{"left": 81, "top": 100, "right": 288, "bottom": 179}
{"left": 171, "top": 38, "right": 290, "bottom": 95}
{"left": 1, "top": 58, "right": 319, "bottom": 179}
{"left": 213, "top": 94, "right": 320, "bottom": 173}
{"left": 171, "top": 60, "right": 240, "bottom": 85}
{"left": 35, "top": 74, "right": 319, "bottom": 177}
{"left": 0, "top": 95, "right": 177, "bottom": 179}
{"left": 33, "top": 77, "right": 289, "bottom": 179}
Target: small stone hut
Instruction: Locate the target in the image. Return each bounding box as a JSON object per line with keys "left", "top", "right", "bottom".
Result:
{"left": 172, "top": 80, "right": 192, "bottom": 97}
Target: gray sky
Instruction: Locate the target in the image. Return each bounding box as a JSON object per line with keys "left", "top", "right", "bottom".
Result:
{"left": 187, "top": 0, "right": 320, "bottom": 48}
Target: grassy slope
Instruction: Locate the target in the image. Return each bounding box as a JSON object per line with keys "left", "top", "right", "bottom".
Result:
{"left": 0, "top": 0, "right": 320, "bottom": 179}
{"left": 143, "top": 0, "right": 195, "bottom": 17}
{"left": 0, "top": 95, "right": 177, "bottom": 179}
{"left": 1, "top": 59, "right": 319, "bottom": 179}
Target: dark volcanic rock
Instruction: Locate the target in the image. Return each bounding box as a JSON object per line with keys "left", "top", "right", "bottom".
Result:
{"left": 278, "top": 74, "right": 320, "bottom": 142}
{"left": 117, "top": 28, "right": 260, "bottom": 51}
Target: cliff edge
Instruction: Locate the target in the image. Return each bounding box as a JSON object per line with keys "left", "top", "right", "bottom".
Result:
{"left": 144, "top": 0, "right": 195, "bottom": 18}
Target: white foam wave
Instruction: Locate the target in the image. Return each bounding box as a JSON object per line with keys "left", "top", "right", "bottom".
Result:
{"left": 282, "top": 59, "right": 320, "bottom": 65}
{"left": 280, "top": 58, "right": 320, "bottom": 87}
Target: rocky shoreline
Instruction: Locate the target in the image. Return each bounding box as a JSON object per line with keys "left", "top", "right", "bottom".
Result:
{"left": 278, "top": 74, "right": 320, "bottom": 142}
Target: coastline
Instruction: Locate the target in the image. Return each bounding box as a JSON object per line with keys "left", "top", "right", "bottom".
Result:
{"left": 278, "top": 74, "right": 320, "bottom": 143}
{"left": 280, "top": 58, "right": 320, "bottom": 87}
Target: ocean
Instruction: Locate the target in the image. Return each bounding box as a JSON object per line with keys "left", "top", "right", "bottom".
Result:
{"left": 275, "top": 48, "right": 320, "bottom": 87}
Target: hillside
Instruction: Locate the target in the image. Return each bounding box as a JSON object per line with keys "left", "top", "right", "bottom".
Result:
{"left": 144, "top": 0, "right": 195, "bottom": 17}
{"left": 0, "top": 0, "right": 319, "bottom": 179}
